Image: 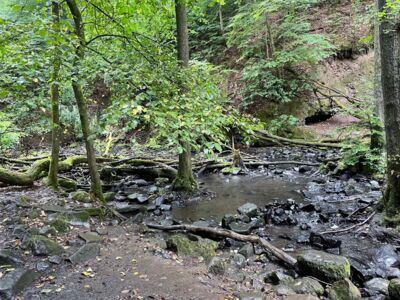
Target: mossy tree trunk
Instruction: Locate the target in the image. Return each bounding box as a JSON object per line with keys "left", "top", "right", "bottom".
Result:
{"left": 47, "top": 0, "right": 62, "bottom": 189}
{"left": 378, "top": 0, "right": 400, "bottom": 217}
{"left": 172, "top": 0, "right": 198, "bottom": 192}
{"left": 66, "top": 0, "right": 104, "bottom": 202}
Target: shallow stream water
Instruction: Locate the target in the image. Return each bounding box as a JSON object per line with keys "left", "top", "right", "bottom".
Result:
{"left": 172, "top": 173, "right": 306, "bottom": 222}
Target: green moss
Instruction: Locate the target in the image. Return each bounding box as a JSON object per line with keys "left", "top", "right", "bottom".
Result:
{"left": 58, "top": 178, "right": 77, "bottom": 191}
{"left": 71, "top": 191, "right": 91, "bottom": 203}
{"left": 167, "top": 234, "right": 218, "bottom": 261}
{"left": 49, "top": 216, "right": 69, "bottom": 233}
{"left": 103, "top": 192, "right": 115, "bottom": 202}
{"left": 29, "top": 235, "right": 64, "bottom": 255}
{"left": 29, "top": 209, "right": 40, "bottom": 219}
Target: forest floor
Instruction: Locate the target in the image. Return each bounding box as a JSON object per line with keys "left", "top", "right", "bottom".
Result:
{"left": 0, "top": 143, "right": 398, "bottom": 300}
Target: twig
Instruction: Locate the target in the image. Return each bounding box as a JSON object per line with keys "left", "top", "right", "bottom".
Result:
{"left": 319, "top": 212, "right": 376, "bottom": 235}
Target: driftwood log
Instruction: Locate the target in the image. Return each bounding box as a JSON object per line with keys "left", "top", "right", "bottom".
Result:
{"left": 147, "top": 223, "right": 297, "bottom": 267}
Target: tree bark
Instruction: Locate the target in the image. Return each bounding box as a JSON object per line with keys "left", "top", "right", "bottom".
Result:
{"left": 66, "top": 0, "right": 104, "bottom": 202}
{"left": 371, "top": 0, "right": 385, "bottom": 152}
{"left": 379, "top": 0, "right": 400, "bottom": 217}
{"left": 48, "top": 0, "right": 62, "bottom": 189}
{"left": 173, "top": 0, "right": 198, "bottom": 192}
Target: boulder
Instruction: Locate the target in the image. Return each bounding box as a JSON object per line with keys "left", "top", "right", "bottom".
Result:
{"left": 388, "top": 278, "right": 400, "bottom": 299}
{"left": 228, "top": 222, "right": 252, "bottom": 234}
{"left": 232, "top": 253, "right": 246, "bottom": 269}
{"left": 0, "top": 250, "right": 23, "bottom": 266}
{"left": 239, "top": 243, "right": 254, "bottom": 258}
{"left": 208, "top": 257, "right": 226, "bottom": 275}
{"left": 29, "top": 235, "right": 64, "bottom": 256}
{"left": 266, "top": 270, "right": 294, "bottom": 285}
{"left": 290, "top": 277, "right": 324, "bottom": 296}
{"left": 297, "top": 250, "right": 351, "bottom": 282}
{"left": 0, "top": 268, "right": 39, "bottom": 300}
{"left": 166, "top": 234, "right": 218, "bottom": 260}
{"left": 364, "top": 278, "right": 389, "bottom": 295}
{"left": 238, "top": 203, "right": 258, "bottom": 218}
{"left": 71, "top": 191, "right": 91, "bottom": 203}
{"left": 327, "top": 278, "right": 361, "bottom": 300}
{"left": 58, "top": 178, "right": 77, "bottom": 191}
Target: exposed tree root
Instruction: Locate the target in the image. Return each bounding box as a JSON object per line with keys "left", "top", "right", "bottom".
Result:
{"left": 0, "top": 158, "right": 50, "bottom": 186}
{"left": 146, "top": 223, "right": 297, "bottom": 267}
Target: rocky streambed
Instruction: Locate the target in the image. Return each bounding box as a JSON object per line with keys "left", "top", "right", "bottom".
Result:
{"left": 0, "top": 146, "right": 399, "bottom": 299}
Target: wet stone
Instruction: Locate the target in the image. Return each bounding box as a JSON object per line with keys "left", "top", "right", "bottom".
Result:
{"left": 160, "top": 204, "right": 171, "bottom": 211}
{"left": 266, "top": 270, "right": 294, "bottom": 285}
{"left": 327, "top": 278, "right": 361, "bottom": 300}
{"left": 364, "top": 278, "right": 389, "bottom": 295}
{"left": 290, "top": 277, "right": 324, "bottom": 296}
{"left": 237, "top": 203, "right": 258, "bottom": 218}
{"left": 148, "top": 185, "right": 158, "bottom": 193}
{"left": 228, "top": 222, "right": 252, "bottom": 234}
{"left": 154, "top": 196, "right": 165, "bottom": 207}
{"left": 388, "top": 278, "right": 400, "bottom": 299}
{"left": 239, "top": 243, "right": 254, "bottom": 258}
{"left": 232, "top": 253, "right": 246, "bottom": 269}
{"left": 0, "top": 268, "right": 39, "bottom": 300}
{"left": 134, "top": 179, "right": 149, "bottom": 186}
{"left": 68, "top": 243, "right": 100, "bottom": 265}
{"left": 78, "top": 232, "right": 103, "bottom": 243}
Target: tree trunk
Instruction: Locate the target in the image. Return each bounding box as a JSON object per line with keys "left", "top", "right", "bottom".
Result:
{"left": 47, "top": 0, "right": 61, "bottom": 189}
{"left": 370, "top": 0, "right": 385, "bottom": 152}
{"left": 218, "top": 4, "right": 224, "bottom": 34}
{"left": 379, "top": 0, "right": 400, "bottom": 217}
{"left": 66, "top": 0, "right": 104, "bottom": 202}
{"left": 172, "top": 0, "right": 198, "bottom": 192}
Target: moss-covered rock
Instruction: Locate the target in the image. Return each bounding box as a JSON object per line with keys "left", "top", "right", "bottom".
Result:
{"left": 389, "top": 278, "right": 400, "bottom": 300}
{"left": 290, "top": 277, "right": 324, "bottom": 296}
{"left": 297, "top": 250, "right": 351, "bottom": 283}
{"left": 208, "top": 257, "right": 226, "bottom": 275}
{"left": 71, "top": 191, "right": 91, "bottom": 203}
{"left": 166, "top": 234, "right": 218, "bottom": 260}
{"left": 65, "top": 211, "right": 90, "bottom": 222}
{"left": 103, "top": 192, "right": 115, "bottom": 202}
{"left": 327, "top": 278, "right": 361, "bottom": 300}
{"left": 49, "top": 216, "right": 69, "bottom": 233}
{"left": 28, "top": 235, "right": 64, "bottom": 256}
{"left": 58, "top": 178, "right": 77, "bottom": 191}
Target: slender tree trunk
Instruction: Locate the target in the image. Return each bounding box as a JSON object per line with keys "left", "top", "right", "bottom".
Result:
{"left": 370, "top": 0, "right": 384, "bottom": 152}
{"left": 48, "top": 0, "right": 61, "bottom": 189}
{"left": 66, "top": 0, "right": 104, "bottom": 202}
{"left": 378, "top": 0, "right": 400, "bottom": 217}
{"left": 172, "top": 0, "right": 198, "bottom": 192}
{"left": 218, "top": 5, "right": 224, "bottom": 34}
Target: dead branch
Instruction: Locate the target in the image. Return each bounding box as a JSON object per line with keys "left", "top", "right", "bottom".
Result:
{"left": 146, "top": 223, "right": 297, "bottom": 267}
{"left": 319, "top": 212, "right": 376, "bottom": 235}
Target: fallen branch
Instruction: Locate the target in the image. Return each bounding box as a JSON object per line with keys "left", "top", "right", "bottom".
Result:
{"left": 319, "top": 212, "right": 376, "bottom": 235}
{"left": 146, "top": 223, "right": 297, "bottom": 267}
{"left": 0, "top": 158, "right": 50, "bottom": 186}
{"left": 255, "top": 130, "right": 344, "bottom": 149}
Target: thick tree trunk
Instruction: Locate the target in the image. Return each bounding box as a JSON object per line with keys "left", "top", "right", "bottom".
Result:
{"left": 66, "top": 0, "right": 104, "bottom": 202}
{"left": 0, "top": 159, "right": 50, "bottom": 186}
{"left": 379, "top": 0, "right": 400, "bottom": 217}
{"left": 172, "top": 1, "right": 198, "bottom": 192}
{"left": 48, "top": 1, "right": 61, "bottom": 189}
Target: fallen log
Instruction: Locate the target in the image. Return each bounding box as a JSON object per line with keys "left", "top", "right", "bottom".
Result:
{"left": 101, "top": 164, "right": 177, "bottom": 181}
{"left": 146, "top": 223, "right": 297, "bottom": 267}
{"left": 0, "top": 158, "right": 50, "bottom": 186}
{"left": 255, "top": 130, "right": 344, "bottom": 149}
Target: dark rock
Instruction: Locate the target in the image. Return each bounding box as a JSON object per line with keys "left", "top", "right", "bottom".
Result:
{"left": 228, "top": 222, "right": 252, "bottom": 234}
{"left": 114, "top": 204, "right": 141, "bottom": 214}
{"left": 68, "top": 243, "right": 100, "bottom": 264}
{"left": 12, "top": 225, "right": 28, "bottom": 239}
{"left": 0, "top": 268, "right": 39, "bottom": 300}
{"left": 48, "top": 255, "right": 62, "bottom": 264}
{"left": 274, "top": 208, "right": 285, "bottom": 216}
{"left": 237, "top": 203, "right": 258, "bottom": 218}
{"left": 0, "top": 250, "right": 23, "bottom": 266}
{"left": 208, "top": 257, "right": 225, "bottom": 275}
{"left": 239, "top": 243, "right": 254, "bottom": 258}
{"left": 154, "top": 196, "right": 165, "bottom": 207}
{"left": 388, "top": 278, "right": 400, "bottom": 299}
{"left": 309, "top": 232, "right": 341, "bottom": 249}
{"left": 296, "top": 235, "right": 309, "bottom": 244}
{"left": 29, "top": 235, "right": 64, "bottom": 256}
{"left": 364, "top": 278, "right": 389, "bottom": 295}
{"left": 36, "top": 261, "right": 51, "bottom": 272}
{"left": 266, "top": 270, "right": 294, "bottom": 285}
{"left": 300, "top": 203, "right": 318, "bottom": 212}
{"left": 297, "top": 250, "right": 351, "bottom": 282}
{"left": 249, "top": 217, "right": 264, "bottom": 229}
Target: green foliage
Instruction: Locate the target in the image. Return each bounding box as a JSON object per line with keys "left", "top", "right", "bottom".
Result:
{"left": 267, "top": 114, "right": 299, "bottom": 137}
{"left": 226, "top": 0, "right": 335, "bottom": 106}
{"left": 0, "top": 112, "right": 24, "bottom": 152}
